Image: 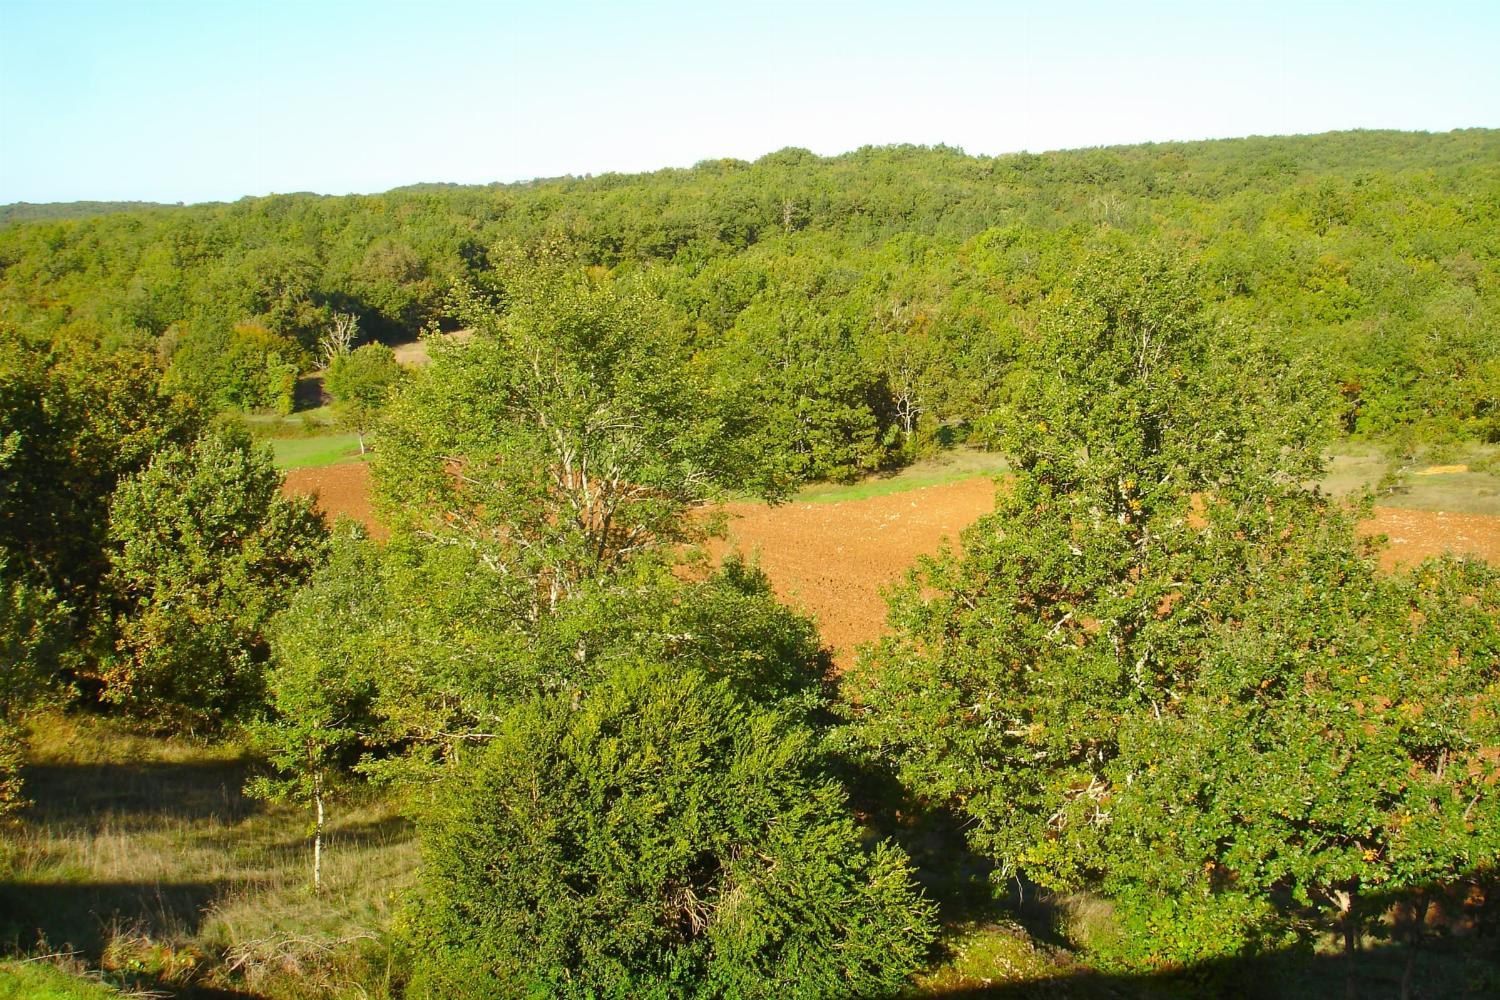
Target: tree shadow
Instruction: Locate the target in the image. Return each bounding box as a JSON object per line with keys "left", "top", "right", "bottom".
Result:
{"left": 918, "top": 935, "right": 1500, "bottom": 999}
{"left": 262, "top": 812, "right": 414, "bottom": 856}
{"left": 0, "top": 878, "right": 235, "bottom": 961}
{"left": 22, "top": 760, "right": 258, "bottom": 832}
{"left": 831, "top": 749, "right": 1500, "bottom": 998}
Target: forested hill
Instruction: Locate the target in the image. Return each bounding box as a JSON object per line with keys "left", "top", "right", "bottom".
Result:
{"left": 2, "top": 128, "right": 1497, "bottom": 467}
{"left": 0, "top": 199, "right": 182, "bottom": 225}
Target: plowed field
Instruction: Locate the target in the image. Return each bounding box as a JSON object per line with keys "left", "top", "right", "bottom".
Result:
{"left": 285, "top": 463, "right": 1500, "bottom": 667}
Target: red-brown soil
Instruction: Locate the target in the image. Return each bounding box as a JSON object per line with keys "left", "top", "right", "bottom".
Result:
{"left": 283, "top": 461, "right": 386, "bottom": 539}
{"left": 711, "top": 480, "right": 995, "bottom": 667}
{"left": 1360, "top": 507, "right": 1500, "bottom": 572}
{"left": 284, "top": 464, "right": 1499, "bottom": 667}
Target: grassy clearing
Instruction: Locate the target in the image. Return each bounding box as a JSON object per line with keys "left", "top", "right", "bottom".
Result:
{"left": 242, "top": 406, "right": 337, "bottom": 436}
{"left": 793, "top": 448, "right": 1011, "bottom": 504}
{"left": 1322, "top": 444, "right": 1500, "bottom": 516}
{"left": 270, "top": 434, "right": 366, "bottom": 471}
{"left": 787, "top": 444, "right": 1500, "bottom": 514}
{"left": 2, "top": 713, "right": 413, "bottom": 999}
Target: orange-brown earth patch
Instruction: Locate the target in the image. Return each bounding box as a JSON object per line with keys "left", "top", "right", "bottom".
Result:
{"left": 284, "top": 464, "right": 1499, "bottom": 668}
{"left": 1360, "top": 507, "right": 1500, "bottom": 572}
{"left": 282, "top": 461, "right": 387, "bottom": 539}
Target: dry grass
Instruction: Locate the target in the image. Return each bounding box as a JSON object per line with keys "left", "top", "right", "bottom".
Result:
{"left": 2, "top": 713, "right": 415, "bottom": 998}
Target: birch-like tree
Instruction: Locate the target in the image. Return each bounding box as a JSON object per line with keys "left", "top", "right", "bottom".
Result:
{"left": 375, "top": 245, "right": 780, "bottom": 615}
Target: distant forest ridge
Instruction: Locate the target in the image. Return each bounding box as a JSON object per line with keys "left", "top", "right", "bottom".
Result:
{"left": 4, "top": 127, "right": 1495, "bottom": 224}
{"left": 0, "top": 199, "right": 185, "bottom": 224}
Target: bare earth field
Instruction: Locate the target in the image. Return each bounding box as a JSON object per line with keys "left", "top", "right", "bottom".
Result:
{"left": 285, "top": 463, "right": 1500, "bottom": 668}
{"left": 284, "top": 460, "right": 385, "bottom": 538}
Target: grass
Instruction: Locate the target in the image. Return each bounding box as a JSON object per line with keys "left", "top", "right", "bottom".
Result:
{"left": 2, "top": 712, "right": 414, "bottom": 999}
{"left": 6, "top": 714, "right": 1498, "bottom": 997}
{"left": 793, "top": 448, "right": 1011, "bottom": 504}
{"left": 0, "top": 961, "right": 120, "bottom": 999}
{"left": 785, "top": 443, "right": 1500, "bottom": 514}
{"left": 270, "top": 434, "right": 366, "bottom": 471}
{"left": 1322, "top": 443, "right": 1500, "bottom": 516}
{"left": 241, "top": 406, "right": 337, "bottom": 435}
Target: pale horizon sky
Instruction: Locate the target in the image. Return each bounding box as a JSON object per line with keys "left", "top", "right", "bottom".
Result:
{"left": 1, "top": 0, "right": 1497, "bottom": 205}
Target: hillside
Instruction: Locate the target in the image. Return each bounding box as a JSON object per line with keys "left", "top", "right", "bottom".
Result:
{"left": 2, "top": 129, "right": 1497, "bottom": 457}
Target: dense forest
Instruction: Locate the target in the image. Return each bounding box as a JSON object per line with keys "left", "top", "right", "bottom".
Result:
{"left": 3, "top": 129, "right": 1497, "bottom": 463}
{"left": 2, "top": 130, "right": 1499, "bottom": 998}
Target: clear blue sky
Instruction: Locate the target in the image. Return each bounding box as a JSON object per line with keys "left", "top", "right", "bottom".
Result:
{"left": 1, "top": 0, "right": 1496, "bottom": 204}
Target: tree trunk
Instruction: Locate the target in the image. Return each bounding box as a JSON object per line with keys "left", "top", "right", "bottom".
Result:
{"left": 357, "top": 431, "right": 366, "bottom": 455}
{"left": 313, "top": 776, "right": 325, "bottom": 893}
{"left": 1400, "top": 893, "right": 1429, "bottom": 1000}
{"left": 1337, "top": 886, "right": 1360, "bottom": 1000}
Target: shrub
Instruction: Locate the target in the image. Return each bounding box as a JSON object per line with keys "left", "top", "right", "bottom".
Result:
{"left": 408, "top": 661, "right": 936, "bottom": 999}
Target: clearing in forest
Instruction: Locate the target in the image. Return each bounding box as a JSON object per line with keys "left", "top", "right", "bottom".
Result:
{"left": 284, "top": 461, "right": 1500, "bottom": 668}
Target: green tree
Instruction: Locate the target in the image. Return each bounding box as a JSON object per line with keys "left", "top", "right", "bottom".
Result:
{"left": 164, "top": 321, "right": 304, "bottom": 414}
{"left": 249, "top": 522, "right": 382, "bottom": 891}
{"left": 324, "top": 343, "right": 402, "bottom": 453}
{"left": 0, "top": 345, "right": 199, "bottom": 613}
{"left": 376, "top": 246, "right": 781, "bottom": 614}
{"left": 847, "top": 246, "right": 1500, "bottom": 982}
{"left": 103, "top": 430, "right": 327, "bottom": 729}
{"left": 0, "top": 562, "right": 67, "bottom": 820}
{"left": 409, "top": 660, "right": 936, "bottom": 999}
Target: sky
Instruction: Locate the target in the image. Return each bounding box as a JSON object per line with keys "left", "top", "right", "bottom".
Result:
{"left": 1, "top": 0, "right": 1497, "bottom": 204}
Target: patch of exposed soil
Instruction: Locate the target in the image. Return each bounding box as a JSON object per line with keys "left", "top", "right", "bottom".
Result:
{"left": 710, "top": 478, "right": 995, "bottom": 668}
{"left": 1360, "top": 507, "right": 1500, "bottom": 572}
{"left": 282, "top": 461, "right": 386, "bottom": 539}
{"left": 283, "top": 464, "right": 1499, "bottom": 667}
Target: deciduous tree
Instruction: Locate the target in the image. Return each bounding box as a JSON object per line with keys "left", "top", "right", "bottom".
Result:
{"left": 103, "top": 430, "right": 327, "bottom": 729}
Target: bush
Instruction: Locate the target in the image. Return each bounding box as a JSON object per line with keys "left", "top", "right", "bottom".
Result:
{"left": 1075, "top": 891, "right": 1291, "bottom": 976}
{"left": 408, "top": 661, "right": 936, "bottom": 999}
{"left": 102, "top": 430, "right": 327, "bottom": 729}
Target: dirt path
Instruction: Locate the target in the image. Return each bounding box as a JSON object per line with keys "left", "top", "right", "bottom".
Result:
{"left": 285, "top": 464, "right": 1499, "bottom": 667}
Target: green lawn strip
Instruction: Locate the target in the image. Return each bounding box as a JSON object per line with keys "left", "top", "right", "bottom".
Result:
{"left": 793, "top": 450, "right": 1011, "bottom": 504}
{"left": 271, "top": 434, "right": 367, "bottom": 471}
{"left": 783, "top": 447, "right": 1498, "bottom": 514}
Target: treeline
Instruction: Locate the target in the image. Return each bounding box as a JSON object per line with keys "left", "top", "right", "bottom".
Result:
{"left": 2, "top": 129, "right": 1497, "bottom": 465}
{"left": 0, "top": 200, "right": 182, "bottom": 225}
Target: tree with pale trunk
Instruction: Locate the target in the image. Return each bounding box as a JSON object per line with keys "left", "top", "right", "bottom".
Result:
{"left": 248, "top": 522, "right": 381, "bottom": 892}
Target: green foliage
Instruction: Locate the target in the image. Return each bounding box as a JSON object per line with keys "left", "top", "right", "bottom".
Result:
{"left": 102, "top": 430, "right": 327, "bottom": 729}
{"left": 849, "top": 247, "right": 1500, "bottom": 970}
{"left": 264, "top": 525, "right": 830, "bottom": 784}
{"left": 249, "top": 521, "right": 384, "bottom": 887}
{"left": 3, "top": 131, "right": 1494, "bottom": 453}
{"left": 0, "top": 720, "right": 26, "bottom": 822}
{"left": 0, "top": 563, "right": 66, "bottom": 715}
{"left": 376, "top": 247, "right": 783, "bottom": 609}
{"left": 324, "top": 343, "right": 402, "bottom": 450}
{"left": 1078, "top": 892, "right": 1290, "bottom": 976}
{"left": 0, "top": 344, "right": 199, "bottom": 613}
{"left": 0, "top": 566, "right": 68, "bottom": 819}
{"left": 163, "top": 321, "right": 304, "bottom": 413}
{"left": 716, "top": 297, "right": 898, "bottom": 482}
{"left": 408, "top": 661, "right": 936, "bottom": 999}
